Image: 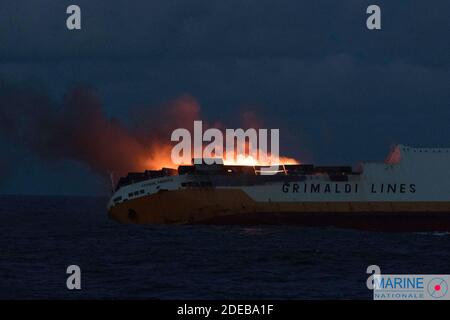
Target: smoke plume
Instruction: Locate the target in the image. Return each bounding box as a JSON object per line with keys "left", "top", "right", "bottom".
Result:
{"left": 0, "top": 80, "right": 296, "bottom": 181}
{"left": 0, "top": 81, "right": 199, "bottom": 178}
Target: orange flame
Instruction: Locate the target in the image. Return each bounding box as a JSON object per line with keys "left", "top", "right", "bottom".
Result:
{"left": 143, "top": 147, "right": 299, "bottom": 169}
{"left": 141, "top": 117, "right": 300, "bottom": 169}
{"left": 223, "top": 154, "right": 299, "bottom": 166}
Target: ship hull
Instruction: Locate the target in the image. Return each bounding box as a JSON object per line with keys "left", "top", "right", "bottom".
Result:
{"left": 108, "top": 189, "right": 450, "bottom": 232}
{"left": 197, "top": 211, "right": 450, "bottom": 232}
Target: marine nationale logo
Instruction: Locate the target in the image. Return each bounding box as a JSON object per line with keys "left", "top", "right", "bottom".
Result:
{"left": 367, "top": 265, "right": 450, "bottom": 300}
{"left": 427, "top": 278, "right": 448, "bottom": 299}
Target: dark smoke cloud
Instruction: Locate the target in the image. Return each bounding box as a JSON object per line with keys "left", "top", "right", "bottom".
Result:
{"left": 0, "top": 80, "right": 275, "bottom": 180}
{"left": 0, "top": 80, "right": 201, "bottom": 177}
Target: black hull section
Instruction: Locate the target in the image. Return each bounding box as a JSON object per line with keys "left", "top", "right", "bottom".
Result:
{"left": 194, "top": 211, "right": 450, "bottom": 232}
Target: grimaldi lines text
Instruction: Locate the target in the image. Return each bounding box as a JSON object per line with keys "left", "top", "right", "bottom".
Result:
{"left": 282, "top": 182, "right": 416, "bottom": 194}
{"left": 107, "top": 145, "right": 450, "bottom": 231}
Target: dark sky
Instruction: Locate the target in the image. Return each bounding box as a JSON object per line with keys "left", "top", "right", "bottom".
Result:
{"left": 0, "top": 0, "right": 449, "bottom": 195}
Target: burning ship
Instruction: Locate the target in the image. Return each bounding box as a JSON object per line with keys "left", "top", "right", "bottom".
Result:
{"left": 107, "top": 145, "right": 450, "bottom": 231}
